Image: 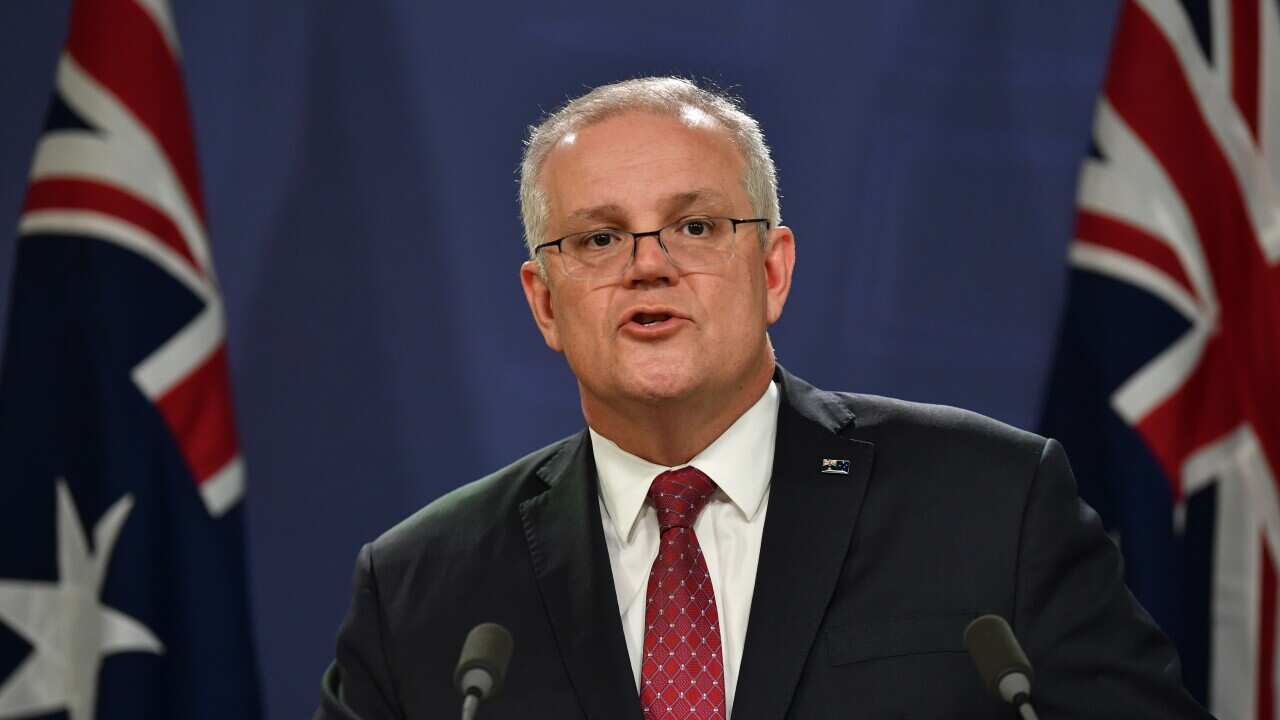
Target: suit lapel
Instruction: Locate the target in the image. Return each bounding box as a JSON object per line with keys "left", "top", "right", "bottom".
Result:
{"left": 731, "top": 370, "right": 875, "bottom": 720}
{"left": 519, "top": 433, "right": 643, "bottom": 720}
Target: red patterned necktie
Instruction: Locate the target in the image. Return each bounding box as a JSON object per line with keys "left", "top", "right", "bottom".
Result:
{"left": 640, "top": 466, "right": 726, "bottom": 720}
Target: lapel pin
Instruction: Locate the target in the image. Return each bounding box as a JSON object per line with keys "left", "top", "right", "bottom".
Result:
{"left": 821, "top": 458, "right": 851, "bottom": 475}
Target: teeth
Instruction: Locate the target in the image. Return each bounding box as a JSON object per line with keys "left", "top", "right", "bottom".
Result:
{"left": 634, "top": 313, "right": 671, "bottom": 326}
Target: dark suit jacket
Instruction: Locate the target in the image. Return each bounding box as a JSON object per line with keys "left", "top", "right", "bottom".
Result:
{"left": 316, "top": 368, "right": 1212, "bottom": 719}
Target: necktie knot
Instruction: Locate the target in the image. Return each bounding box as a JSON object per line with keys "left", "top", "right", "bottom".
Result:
{"left": 647, "top": 466, "right": 717, "bottom": 532}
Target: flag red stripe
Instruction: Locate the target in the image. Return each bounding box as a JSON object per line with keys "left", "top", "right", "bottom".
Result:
{"left": 1134, "top": 343, "right": 1240, "bottom": 502}
{"left": 1074, "top": 209, "right": 1198, "bottom": 301}
{"left": 23, "top": 177, "right": 201, "bottom": 274}
{"left": 65, "top": 0, "right": 207, "bottom": 224}
{"left": 154, "top": 344, "right": 239, "bottom": 485}
{"left": 1260, "top": 542, "right": 1277, "bottom": 720}
{"left": 1107, "top": 3, "right": 1259, "bottom": 301}
{"left": 1107, "top": 3, "right": 1280, "bottom": 484}
{"left": 1232, "top": 0, "right": 1261, "bottom": 141}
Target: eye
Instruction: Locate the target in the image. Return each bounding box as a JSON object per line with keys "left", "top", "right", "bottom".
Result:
{"left": 678, "top": 217, "right": 717, "bottom": 237}
{"left": 570, "top": 230, "right": 624, "bottom": 252}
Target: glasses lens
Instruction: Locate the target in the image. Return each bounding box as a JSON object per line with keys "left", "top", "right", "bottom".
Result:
{"left": 660, "top": 217, "right": 735, "bottom": 270}
{"left": 558, "top": 229, "right": 631, "bottom": 277}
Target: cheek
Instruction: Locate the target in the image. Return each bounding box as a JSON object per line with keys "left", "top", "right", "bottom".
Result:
{"left": 705, "top": 272, "right": 765, "bottom": 328}
{"left": 551, "top": 289, "right": 613, "bottom": 355}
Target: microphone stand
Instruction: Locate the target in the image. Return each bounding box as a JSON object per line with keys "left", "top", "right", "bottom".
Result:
{"left": 461, "top": 691, "right": 481, "bottom": 720}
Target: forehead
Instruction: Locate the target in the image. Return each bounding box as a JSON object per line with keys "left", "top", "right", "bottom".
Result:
{"left": 539, "top": 111, "right": 749, "bottom": 226}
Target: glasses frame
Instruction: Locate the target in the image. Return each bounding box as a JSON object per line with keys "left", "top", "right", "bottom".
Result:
{"left": 534, "top": 216, "right": 771, "bottom": 277}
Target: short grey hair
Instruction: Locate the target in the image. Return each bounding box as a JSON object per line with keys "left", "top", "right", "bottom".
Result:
{"left": 518, "top": 76, "right": 781, "bottom": 260}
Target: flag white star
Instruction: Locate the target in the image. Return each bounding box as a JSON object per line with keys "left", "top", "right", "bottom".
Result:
{"left": 0, "top": 480, "right": 163, "bottom": 720}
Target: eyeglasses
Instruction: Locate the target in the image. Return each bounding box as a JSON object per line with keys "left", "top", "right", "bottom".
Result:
{"left": 534, "top": 216, "right": 770, "bottom": 279}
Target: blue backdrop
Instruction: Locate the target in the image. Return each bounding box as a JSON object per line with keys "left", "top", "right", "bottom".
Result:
{"left": 0, "top": 2, "right": 1119, "bottom": 717}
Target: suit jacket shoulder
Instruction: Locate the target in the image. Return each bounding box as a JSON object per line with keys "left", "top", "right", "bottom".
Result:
{"left": 371, "top": 436, "right": 577, "bottom": 570}
{"left": 316, "top": 433, "right": 601, "bottom": 720}
{"left": 842, "top": 391, "right": 1045, "bottom": 460}
{"left": 789, "top": 377, "right": 1053, "bottom": 521}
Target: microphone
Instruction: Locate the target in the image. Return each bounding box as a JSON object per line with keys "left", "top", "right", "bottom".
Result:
{"left": 964, "top": 614, "right": 1039, "bottom": 720}
{"left": 454, "top": 622, "right": 514, "bottom": 720}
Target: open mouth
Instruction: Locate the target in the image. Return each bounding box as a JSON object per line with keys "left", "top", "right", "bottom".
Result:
{"left": 632, "top": 312, "right": 672, "bottom": 326}
{"left": 621, "top": 308, "right": 685, "bottom": 335}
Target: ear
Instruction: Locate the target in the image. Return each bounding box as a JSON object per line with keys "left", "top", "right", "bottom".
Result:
{"left": 762, "top": 225, "right": 796, "bottom": 325}
{"left": 520, "top": 260, "right": 563, "bottom": 352}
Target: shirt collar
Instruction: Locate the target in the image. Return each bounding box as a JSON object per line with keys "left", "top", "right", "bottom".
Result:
{"left": 591, "top": 381, "right": 780, "bottom": 544}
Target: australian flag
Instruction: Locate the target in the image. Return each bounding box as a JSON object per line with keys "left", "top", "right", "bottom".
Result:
{"left": 0, "top": 0, "right": 263, "bottom": 717}
{"left": 1042, "top": 1, "right": 1280, "bottom": 718}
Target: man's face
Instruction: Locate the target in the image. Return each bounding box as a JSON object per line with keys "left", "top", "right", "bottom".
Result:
{"left": 521, "top": 111, "right": 795, "bottom": 416}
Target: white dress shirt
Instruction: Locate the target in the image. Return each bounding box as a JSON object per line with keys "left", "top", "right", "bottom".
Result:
{"left": 590, "top": 381, "right": 779, "bottom": 717}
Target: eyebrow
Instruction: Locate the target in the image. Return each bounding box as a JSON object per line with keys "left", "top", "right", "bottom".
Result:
{"left": 666, "top": 188, "right": 731, "bottom": 214}
{"left": 566, "top": 188, "right": 733, "bottom": 226}
{"left": 569, "top": 203, "right": 628, "bottom": 224}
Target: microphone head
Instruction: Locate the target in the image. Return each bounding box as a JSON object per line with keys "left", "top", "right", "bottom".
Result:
{"left": 454, "top": 622, "right": 514, "bottom": 700}
{"left": 964, "top": 614, "right": 1033, "bottom": 703}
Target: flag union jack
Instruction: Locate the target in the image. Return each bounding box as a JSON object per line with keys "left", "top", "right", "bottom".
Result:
{"left": 1045, "top": 0, "right": 1280, "bottom": 718}
{"left": 0, "top": 0, "right": 262, "bottom": 717}
{"left": 17, "top": 0, "right": 245, "bottom": 515}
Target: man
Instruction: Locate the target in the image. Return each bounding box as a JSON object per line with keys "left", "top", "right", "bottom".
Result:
{"left": 316, "top": 77, "right": 1211, "bottom": 719}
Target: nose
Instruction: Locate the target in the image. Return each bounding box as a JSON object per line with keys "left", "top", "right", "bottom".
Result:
{"left": 622, "top": 232, "right": 678, "bottom": 287}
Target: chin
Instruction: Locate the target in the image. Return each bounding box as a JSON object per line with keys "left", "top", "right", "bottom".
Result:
{"left": 616, "top": 361, "right": 701, "bottom": 404}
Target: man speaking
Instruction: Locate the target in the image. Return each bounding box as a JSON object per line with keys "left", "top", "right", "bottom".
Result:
{"left": 315, "top": 77, "right": 1211, "bottom": 719}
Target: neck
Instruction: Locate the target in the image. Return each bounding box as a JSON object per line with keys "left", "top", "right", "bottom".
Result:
{"left": 582, "top": 358, "right": 775, "bottom": 467}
